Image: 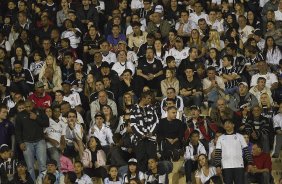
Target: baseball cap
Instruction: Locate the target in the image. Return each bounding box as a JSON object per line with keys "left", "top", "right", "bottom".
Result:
{"left": 17, "top": 161, "right": 27, "bottom": 167}
{"left": 0, "top": 144, "right": 10, "bottom": 153}
{"left": 74, "top": 59, "right": 83, "bottom": 65}
{"left": 190, "top": 105, "right": 200, "bottom": 110}
{"left": 155, "top": 5, "right": 164, "bottom": 13}
{"left": 35, "top": 81, "right": 45, "bottom": 88}
{"left": 128, "top": 158, "right": 138, "bottom": 164}
{"left": 253, "top": 29, "right": 263, "bottom": 37}
{"left": 95, "top": 112, "right": 105, "bottom": 119}
{"left": 238, "top": 82, "right": 248, "bottom": 88}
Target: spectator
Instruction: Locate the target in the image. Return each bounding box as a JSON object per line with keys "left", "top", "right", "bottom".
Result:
{"left": 214, "top": 119, "right": 253, "bottom": 184}
{"left": 15, "top": 99, "right": 49, "bottom": 180}
{"left": 161, "top": 68, "right": 179, "bottom": 96}
{"left": 136, "top": 48, "right": 163, "bottom": 96}
{"left": 184, "top": 130, "right": 207, "bottom": 184}
{"left": 11, "top": 161, "right": 34, "bottom": 184}
{"left": 272, "top": 102, "right": 282, "bottom": 158}
{"left": 228, "top": 82, "right": 258, "bottom": 112}
{"left": 246, "top": 143, "right": 272, "bottom": 184}
{"left": 145, "top": 158, "right": 167, "bottom": 184}
{"left": 73, "top": 161, "right": 93, "bottom": 184}
{"left": 157, "top": 106, "right": 184, "bottom": 160}
{"left": 130, "top": 91, "right": 159, "bottom": 172}
{"left": 166, "top": 36, "right": 189, "bottom": 67}
{"left": 249, "top": 77, "right": 273, "bottom": 104}
{"left": 112, "top": 50, "right": 135, "bottom": 77}
{"left": 36, "top": 159, "right": 64, "bottom": 184}
{"left": 122, "top": 158, "right": 145, "bottom": 184}
{"left": 0, "top": 104, "right": 15, "bottom": 149}
{"left": 195, "top": 154, "right": 217, "bottom": 184}
{"left": 28, "top": 81, "right": 52, "bottom": 109}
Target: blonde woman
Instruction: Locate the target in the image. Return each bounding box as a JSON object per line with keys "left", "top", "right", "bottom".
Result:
{"left": 161, "top": 68, "right": 179, "bottom": 96}
{"left": 39, "top": 55, "right": 62, "bottom": 92}
{"left": 84, "top": 73, "right": 96, "bottom": 100}
{"left": 206, "top": 30, "right": 224, "bottom": 51}
{"left": 188, "top": 29, "right": 207, "bottom": 58}
{"left": 259, "top": 93, "right": 277, "bottom": 119}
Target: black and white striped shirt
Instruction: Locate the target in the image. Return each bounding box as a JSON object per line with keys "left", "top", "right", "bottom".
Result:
{"left": 218, "top": 66, "right": 239, "bottom": 89}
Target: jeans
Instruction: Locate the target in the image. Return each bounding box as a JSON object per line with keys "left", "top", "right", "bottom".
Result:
{"left": 47, "top": 147, "right": 61, "bottom": 170}
{"left": 225, "top": 86, "right": 238, "bottom": 95}
{"left": 23, "top": 139, "right": 47, "bottom": 181}
{"left": 183, "top": 94, "right": 203, "bottom": 107}
{"left": 184, "top": 159, "right": 198, "bottom": 182}
{"left": 260, "top": 134, "right": 270, "bottom": 153}
{"left": 207, "top": 89, "right": 221, "bottom": 107}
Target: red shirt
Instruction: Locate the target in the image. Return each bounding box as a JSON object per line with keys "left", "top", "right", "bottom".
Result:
{"left": 28, "top": 93, "right": 52, "bottom": 109}
{"left": 253, "top": 152, "right": 272, "bottom": 171}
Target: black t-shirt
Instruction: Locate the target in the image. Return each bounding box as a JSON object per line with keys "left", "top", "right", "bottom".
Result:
{"left": 137, "top": 58, "right": 163, "bottom": 75}
{"left": 180, "top": 77, "right": 203, "bottom": 92}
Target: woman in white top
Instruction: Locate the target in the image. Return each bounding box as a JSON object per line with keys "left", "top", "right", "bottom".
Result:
{"left": 112, "top": 50, "right": 135, "bottom": 77}
{"left": 123, "top": 158, "right": 145, "bottom": 184}
{"left": 195, "top": 154, "right": 217, "bottom": 184}
{"left": 263, "top": 36, "right": 282, "bottom": 69}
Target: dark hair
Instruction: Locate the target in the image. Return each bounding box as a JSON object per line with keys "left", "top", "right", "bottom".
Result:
{"left": 65, "top": 171, "right": 77, "bottom": 183}
{"left": 263, "top": 36, "right": 277, "bottom": 56}
{"left": 207, "top": 66, "right": 216, "bottom": 71}
{"left": 67, "top": 109, "right": 77, "bottom": 117}
{"left": 190, "top": 130, "right": 200, "bottom": 137}
{"left": 140, "top": 91, "right": 152, "bottom": 100}
{"left": 257, "top": 77, "right": 266, "bottom": 83}
{"left": 166, "top": 56, "right": 175, "bottom": 63}
{"left": 87, "top": 136, "right": 102, "bottom": 150}
{"left": 223, "top": 55, "right": 234, "bottom": 63}
{"left": 45, "top": 173, "right": 56, "bottom": 184}
{"left": 55, "top": 90, "right": 65, "bottom": 96}
{"left": 0, "top": 104, "right": 7, "bottom": 112}
{"left": 108, "top": 165, "right": 120, "bottom": 181}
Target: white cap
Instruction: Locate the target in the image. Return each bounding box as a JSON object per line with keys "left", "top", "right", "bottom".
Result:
{"left": 74, "top": 59, "right": 83, "bottom": 65}
{"left": 154, "top": 5, "right": 164, "bottom": 13}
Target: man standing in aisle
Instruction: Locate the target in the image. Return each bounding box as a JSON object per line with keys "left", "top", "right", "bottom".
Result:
{"left": 214, "top": 119, "right": 253, "bottom": 184}
{"left": 15, "top": 100, "right": 49, "bottom": 181}
{"left": 130, "top": 91, "right": 159, "bottom": 172}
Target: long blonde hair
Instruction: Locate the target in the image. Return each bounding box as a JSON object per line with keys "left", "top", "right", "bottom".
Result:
{"left": 189, "top": 29, "right": 203, "bottom": 49}
{"left": 84, "top": 73, "right": 96, "bottom": 98}
{"left": 207, "top": 29, "right": 221, "bottom": 51}
{"left": 44, "top": 55, "right": 59, "bottom": 72}
{"left": 259, "top": 93, "right": 271, "bottom": 108}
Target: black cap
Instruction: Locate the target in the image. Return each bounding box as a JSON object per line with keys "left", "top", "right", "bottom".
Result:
{"left": 253, "top": 29, "right": 263, "bottom": 37}
{"left": 17, "top": 161, "right": 27, "bottom": 167}
{"left": 95, "top": 112, "right": 105, "bottom": 119}
{"left": 47, "top": 159, "right": 57, "bottom": 166}
{"left": 0, "top": 144, "right": 10, "bottom": 153}
{"left": 100, "top": 62, "right": 110, "bottom": 68}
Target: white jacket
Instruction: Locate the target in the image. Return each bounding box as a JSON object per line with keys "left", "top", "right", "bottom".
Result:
{"left": 184, "top": 142, "right": 207, "bottom": 161}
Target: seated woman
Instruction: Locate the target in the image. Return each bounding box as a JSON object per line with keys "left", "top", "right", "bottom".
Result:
{"left": 195, "top": 154, "right": 217, "bottom": 184}
{"left": 102, "top": 105, "right": 119, "bottom": 133}
{"left": 123, "top": 158, "right": 145, "bottom": 184}
{"left": 39, "top": 55, "right": 62, "bottom": 93}
{"left": 161, "top": 68, "right": 179, "bottom": 97}
{"left": 82, "top": 136, "right": 108, "bottom": 180}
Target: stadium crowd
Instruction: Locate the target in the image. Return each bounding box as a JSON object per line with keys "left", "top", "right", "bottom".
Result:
{"left": 0, "top": 0, "right": 282, "bottom": 183}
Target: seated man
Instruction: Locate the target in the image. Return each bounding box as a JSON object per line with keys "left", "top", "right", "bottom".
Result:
{"left": 157, "top": 106, "right": 184, "bottom": 161}
{"left": 184, "top": 130, "right": 207, "bottom": 184}
{"left": 245, "top": 106, "right": 271, "bottom": 153}
{"left": 228, "top": 82, "right": 258, "bottom": 112}
{"left": 203, "top": 66, "right": 225, "bottom": 107}
{"left": 145, "top": 157, "right": 167, "bottom": 184}
{"left": 160, "top": 87, "right": 184, "bottom": 117}
{"left": 246, "top": 143, "right": 272, "bottom": 184}
{"left": 249, "top": 77, "right": 273, "bottom": 104}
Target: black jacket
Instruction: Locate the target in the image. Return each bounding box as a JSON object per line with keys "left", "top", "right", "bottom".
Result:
{"left": 15, "top": 109, "right": 49, "bottom": 144}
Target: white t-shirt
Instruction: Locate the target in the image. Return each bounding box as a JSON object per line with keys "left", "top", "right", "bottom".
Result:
{"left": 102, "top": 51, "right": 117, "bottom": 64}
{"left": 112, "top": 61, "right": 135, "bottom": 76}
{"left": 273, "top": 113, "right": 282, "bottom": 129}
{"left": 88, "top": 124, "right": 114, "bottom": 146}
{"left": 195, "top": 167, "right": 216, "bottom": 183}
{"left": 44, "top": 118, "right": 66, "bottom": 148}
{"left": 166, "top": 47, "right": 190, "bottom": 67}
{"left": 63, "top": 92, "right": 82, "bottom": 109}
{"left": 250, "top": 72, "right": 278, "bottom": 88}
{"left": 275, "top": 10, "right": 282, "bottom": 21}
{"left": 216, "top": 133, "right": 247, "bottom": 169}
